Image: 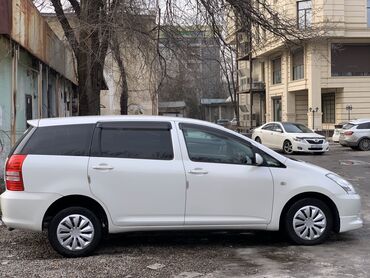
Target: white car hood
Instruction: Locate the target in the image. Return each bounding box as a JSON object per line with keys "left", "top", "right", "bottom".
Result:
{"left": 287, "top": 132, "right": 325, "bottom": 139}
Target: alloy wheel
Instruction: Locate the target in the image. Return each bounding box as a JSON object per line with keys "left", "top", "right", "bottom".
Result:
{"left": 283, "top": 141, "right": 293, "bottom": 154}
{"left": 56, "top": 214, "right": 95, "bottom": 251}
{"left": 292, "top": 205, "right": 327, "bottom": 241}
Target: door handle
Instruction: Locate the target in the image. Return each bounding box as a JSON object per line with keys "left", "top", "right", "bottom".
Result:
{"left": 92, "top": 164, "right": 114, "bottom": 171}
{"left": 189, "top": 168, "right": 208, "bottom": 175}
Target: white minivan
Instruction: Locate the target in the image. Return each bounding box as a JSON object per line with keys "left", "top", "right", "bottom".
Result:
{"left": 1, "top": 116, "right": 362, "bottom": 257}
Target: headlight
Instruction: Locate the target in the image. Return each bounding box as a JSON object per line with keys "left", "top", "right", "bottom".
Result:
{"left": 326, "top": 173, "right": 356, "bottom": 194}
{"left": 293, "top": 137, "right": 304, "bottom": 142}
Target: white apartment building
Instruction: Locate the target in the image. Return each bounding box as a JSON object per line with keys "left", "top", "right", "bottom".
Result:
{"left": 234, "top": 0, "right": 370, "bottom": 130}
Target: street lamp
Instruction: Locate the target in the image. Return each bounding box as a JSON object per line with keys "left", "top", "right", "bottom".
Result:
{"left": 309, "top": 107, "right": 319, "bottom": 130}
{"left": 346, "top": 104, "right": 352, "bottom": 121}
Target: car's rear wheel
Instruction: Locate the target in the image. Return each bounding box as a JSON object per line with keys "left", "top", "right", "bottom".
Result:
{"left": 284, "top": 198, "right": 333, "bottom": 245}
{"left": 48, "top": 207, "right": 102, "bottom": 257}
{"left": 283, "top": 140, "right": 294, "bottom": 154}
{"left": 255, "top": 137, "right": 262, "bottom": 144}
{"left": 358, "top": 138, "right": 370, "bottom": 151}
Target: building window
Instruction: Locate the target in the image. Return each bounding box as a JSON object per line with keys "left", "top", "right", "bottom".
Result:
{"left": 292, "top": 49, "right": 304, "bottom": 80}
{"left": 322, "top": 93, "right": 335, "bottom": 123}
{"left": 272, "top": 58, "right": 282, "bottom": 84}
{"left": 273, "top": 97, "right": 282, "bottom": 121}
{"left": 367, "top": 0, "right": 370, "bottom": 27}
{"left": 297, "top": 0, "right": 312, "bottom": 29}
{"left": 331, "top": 44, "right": 370, "bottom": 76}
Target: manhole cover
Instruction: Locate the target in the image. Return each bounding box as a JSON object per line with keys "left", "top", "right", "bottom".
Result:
{"left": 339, "top": 160, "right": 370, "bottom": 166}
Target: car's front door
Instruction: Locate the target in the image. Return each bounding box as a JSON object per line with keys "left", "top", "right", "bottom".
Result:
{"left": 270, "top": 123, "right": 285, "bottom": 148}
{"left": 259, "top": 123, "right": 275, "bottom": 147}
{"left": 178, "top": 123, "right": 274, "bottom": 226}
{"left": 88, "top": 121, "right": 187, "bottom": 227}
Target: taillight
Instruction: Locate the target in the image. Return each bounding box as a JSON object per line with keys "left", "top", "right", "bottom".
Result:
{"left": 344, "top": 131, "right": 354, "bottom": 136}
{"left": 5, "top": 155, "right": 27, "bottom": 191}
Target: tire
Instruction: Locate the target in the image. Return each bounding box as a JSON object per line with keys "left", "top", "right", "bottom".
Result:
{"left": 284, "top": 198, "right": 333, "bottom": 245}
{"left": 48, "top": 207, "right": 102, "bottom": 257}
{"left": 358, "top": 138, "right": 370, "bottom": 151}
{"left": 283, "top": 140, "right": 294, "bottom": 154}
{"left": 255, "top": 137, "right": 262, "bottom": 144}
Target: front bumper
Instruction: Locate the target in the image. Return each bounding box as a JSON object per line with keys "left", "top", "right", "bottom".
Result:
{"left": 0, "top": 191, "right": 62, "bottom": 231}
{"left": 336, "top": 193, "right": 363, "bottom": 233}
{"left": 292, "top": 141, "right": 330, "bottom": 153}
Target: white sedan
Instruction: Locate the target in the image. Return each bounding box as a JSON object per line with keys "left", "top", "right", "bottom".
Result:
{"left": 252, "top": 122, "right": 329, "bottom": 154}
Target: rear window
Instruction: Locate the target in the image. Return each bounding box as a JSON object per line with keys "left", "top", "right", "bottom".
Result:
{"left": 17, "top": 124, "right": 95, "bottom": 156}
{"left": 342, "top": 123, "right": 356, "bottom": 130}
{"left": 91, "top": 122, "right": 174, "bottom": 160}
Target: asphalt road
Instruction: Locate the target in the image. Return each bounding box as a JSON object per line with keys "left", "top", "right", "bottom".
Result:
{"left": 0, "top": 144, "right": 369, "bottom": 277}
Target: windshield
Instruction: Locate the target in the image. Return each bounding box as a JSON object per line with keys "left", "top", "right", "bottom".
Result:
{"left": 282, "top": 123, "right": 313, "bottom": 133}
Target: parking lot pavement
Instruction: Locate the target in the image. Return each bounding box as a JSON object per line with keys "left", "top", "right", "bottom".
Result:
{"left": 0, "top": 144, "right": 369, "bottom": 277}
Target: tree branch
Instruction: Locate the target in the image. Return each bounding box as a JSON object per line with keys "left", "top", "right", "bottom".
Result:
{"left": 50, "top": 0, "right": 79, "bottom": 56}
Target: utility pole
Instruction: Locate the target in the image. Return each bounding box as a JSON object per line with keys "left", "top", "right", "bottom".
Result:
{"left": 309, "top": 107, "right": 319, "bottom": 130}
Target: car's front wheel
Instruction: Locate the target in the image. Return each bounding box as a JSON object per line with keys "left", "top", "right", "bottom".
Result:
{"left": 255, "top": 137, "right": 262, "bottom": 144}
{"left": 48, "top": 207, "right": 102, "bottom": 257}
{"left": 284, "top": 198, "right": 333, "bottom": 245}
{"left": 283, "top": 140, "right": 294, "bottom": 154}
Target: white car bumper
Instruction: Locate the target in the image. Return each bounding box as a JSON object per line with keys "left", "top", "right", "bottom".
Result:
{"left": 292, "top": 141, "right": 330, "bottom": 153}
{"left": 0, "top": 191, "right": 62, "bottom": 231}
{"left": 336, "top": 193, "right": 363, "bottom": 233}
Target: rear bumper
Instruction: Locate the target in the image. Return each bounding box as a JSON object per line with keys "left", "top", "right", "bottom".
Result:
{"left": 339, "top": 137, "right": 358, "bottom": 147}
{"left": 0, "top": 191, "right": 61, "bottom": 231}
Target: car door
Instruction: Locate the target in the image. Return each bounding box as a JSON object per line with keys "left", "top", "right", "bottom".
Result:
{"left": 177, "top": 123, "right": 274, "bottom": 226}
{"left": 259, "top": 123, "right": 274, "bottom": 147}
{"left": 270, "top": 123, "right": 285, "bottom": 149}
{"left": 88, "top": 121, "right": 187, "bottom": 227}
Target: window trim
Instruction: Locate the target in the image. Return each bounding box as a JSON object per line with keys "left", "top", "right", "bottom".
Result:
{"left": 272, "top": 57, "right": 282, "bottom": 84}
{"left": 297, "top": 0, "right": 312, "bottom": 29}
{"left": 292, "top": 49, "right": 304, "bottom": 80}
{"left": 91, "top": 122, "right": 174, "bottom": 160}
{"left": 179, "top": 123, "right": 286, "bottom": 168}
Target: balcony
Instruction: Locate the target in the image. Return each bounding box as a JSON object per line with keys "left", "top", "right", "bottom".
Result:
{"left": 238, "top": 78, "right": 265, "bottom": 93}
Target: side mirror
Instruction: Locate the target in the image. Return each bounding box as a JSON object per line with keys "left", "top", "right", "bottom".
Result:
{"left": 255, "top": 153, "right": 264, "bottom": 166}
{"left": 275, "top": 128, "right": 283, "bottom": 133}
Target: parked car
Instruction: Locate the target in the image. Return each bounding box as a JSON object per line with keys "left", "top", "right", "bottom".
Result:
{"left": 332, "top": 122, "right": 348, "bottom": 143}
{"left": 252, "top": 122, "right": 329, "bottom": 154}
{"left": 216, "top": 118, "right": 230, "bottom": 127}
{"left": 1, "top": 116, "right": 362, "bottom": 257}
{"left": 339, "top": 119, "right": 370, "bottom": 151}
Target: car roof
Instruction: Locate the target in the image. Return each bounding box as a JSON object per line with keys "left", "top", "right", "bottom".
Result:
{"left": 28, "top": 115, "right": 223, "bottom": 129}
{"left": 347, "top": 119, "right": 370, "bottom": 124}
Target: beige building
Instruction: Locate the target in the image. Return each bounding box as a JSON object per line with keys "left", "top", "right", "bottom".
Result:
{"left": 230, "top": 0, "right": 370, "bottom": 130}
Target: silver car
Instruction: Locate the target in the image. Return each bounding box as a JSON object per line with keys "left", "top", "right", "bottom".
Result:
{"left": 339, "top": 119, "right": 370, "bottom": 151}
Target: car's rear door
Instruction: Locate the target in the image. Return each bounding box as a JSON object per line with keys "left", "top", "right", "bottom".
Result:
{"left": 88, "top": 121, "right": 187, "bottom": 227}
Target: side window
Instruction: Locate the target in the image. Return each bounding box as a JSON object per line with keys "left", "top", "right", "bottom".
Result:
{"left": 19, "top": 124, "right": 95, "bottom": 156}
{"left": 262, "top": 124, "right": 274, "bottom": 130}
{"left": 357, "top": 123, "right": 370, "bottom": 129}
{"left": 92, "top": 124, "right": 174, "bottom": 160}
{"left": 182, "top": 126, "right": 255, "bottom": 165}
{"left": 273, "top": 124, "right": 283, "bottom": 132}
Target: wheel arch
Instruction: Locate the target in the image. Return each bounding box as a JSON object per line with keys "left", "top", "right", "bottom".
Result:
{"left": 43, "top": 195, "right": 109, "bottom": 234}
{"left": 279, "top": 192, "right": 340, "bottom": 233}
